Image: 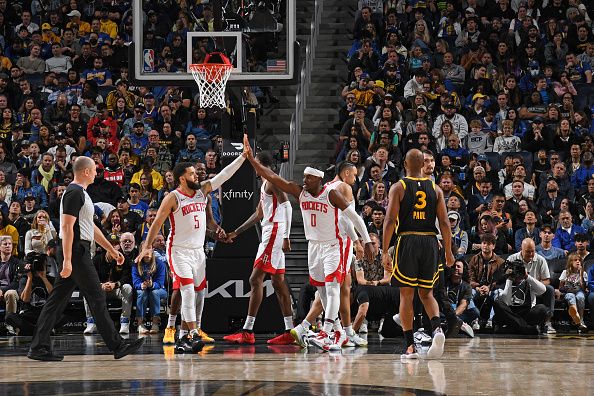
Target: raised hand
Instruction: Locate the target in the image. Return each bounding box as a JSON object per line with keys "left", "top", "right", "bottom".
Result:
{"left": 243, "top": 134, "right": 253, "bottom": 160}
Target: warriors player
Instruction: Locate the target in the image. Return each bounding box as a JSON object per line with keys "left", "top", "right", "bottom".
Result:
{"left": 244, "top": 136, "right": 375, "bottom": 351}
{"left": 222, "top": 151, "right": 295, "bottom": 345}
{"left": 162, "top": 162, "right": 225, "bottom": 345}
{"left": 138, "top": 141, "right": 249, "bottom": 353}
{"left": 383, "top": 149, "right": 454, "bottom": 360}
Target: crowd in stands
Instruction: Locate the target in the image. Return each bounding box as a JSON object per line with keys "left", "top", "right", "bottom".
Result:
{"left": 338, "top": 0, "right": 594, "bottom": 335}
{"left": 0, "top": 1, "right": 231, "bottom": 336}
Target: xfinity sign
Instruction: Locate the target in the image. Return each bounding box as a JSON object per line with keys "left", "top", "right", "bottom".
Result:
{"left": 223, "top": 189, "right": 253, "bottom": 201}
{"left": 206, "top": 279, "right": 275, "bottom": 298}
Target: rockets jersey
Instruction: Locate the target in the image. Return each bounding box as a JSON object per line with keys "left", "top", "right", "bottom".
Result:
{"left": 260, "top": 181, "right": 286, "bottom": 226}
{"left": 299, "top": 184, "right": 339, "bottom": 242}
{"left": 167, "top": 189, "right": 208, "bottom": 248}
{"left": 325, "top": 180, "right": 353, "bottom": 239}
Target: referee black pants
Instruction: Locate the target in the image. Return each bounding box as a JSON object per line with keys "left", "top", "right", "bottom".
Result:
{"left": 30, "top": 241, "right": 123, "bottom": 352}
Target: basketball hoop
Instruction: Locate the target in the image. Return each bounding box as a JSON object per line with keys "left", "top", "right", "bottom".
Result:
{"left": 190, "top": 52, "right": 233, "bottom": 109}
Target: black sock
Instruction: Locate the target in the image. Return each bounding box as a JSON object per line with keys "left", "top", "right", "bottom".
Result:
{"left": 403, "top": 330, "right": 414, "bottom": 347}
{"left": 430, "top": 316, "right": 441, "bottom": 333}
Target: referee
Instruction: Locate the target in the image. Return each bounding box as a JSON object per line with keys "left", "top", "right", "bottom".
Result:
{"left": 28, "top": 157, "right": 144, "bottom": 361}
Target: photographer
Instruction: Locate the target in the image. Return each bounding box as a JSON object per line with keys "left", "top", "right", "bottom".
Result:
{"left": 507, "top": 238, "right": 557, "bottom": 334}
{"left": 4, "top": 252, "right": 55, "bottom": 336}
{"left": 493, "top": 258, "right": 550, "bottom": 335}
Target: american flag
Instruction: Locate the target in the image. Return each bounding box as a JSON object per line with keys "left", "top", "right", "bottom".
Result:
{"left": 266, "top": 59, "right": 287, "bottom": 72}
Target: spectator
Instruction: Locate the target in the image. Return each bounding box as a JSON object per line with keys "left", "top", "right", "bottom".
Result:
{"left": 24, "top": 210, "right": 56, "bottom": 256}
{"left": 116, "top": 196, "right": 143, "bottom": 234}
{"left": 558, "top": 253, "right": 588, "bottom": 332}
{"left": 365, "top": 181, "right": 388, "bottom": 210}
{"left": 14, "top": 168, "right": 48, "bottom": 209}
{"left": 0, "top": 209, "right": 19, "bottom": 256}
{"left": 132, "top": 241, "right": 167, "bottom": 334}
{"left": 131, "top": 157, "right": 164, "bottom": 192}
{"left": 468, "top": 233, "right": 505, "bottom": 330}
{"left": 0, "top": 236, "right": 21, "bottom": 318}
{"left": 354, "top": 233, "right": 385, "bottom": 285}
{"left": 537, "top": 179, "right": 563, "bottom": 225}
{"left": 445, "top": 259, "right": 479, "bottom": 333}
{"left": 86, "top": 166, "right": 122, "bottom": 207}
{"left": 449, "top": 211, "right": 468, "bottom": 258}
{"left": 552, "top": 210, "right": 586, "bottom": 253}
{"left": 493, "top": 120, "right": 521, "bottom": 154}
{"left": 514, "top": 211, "right": 541, "bottom": 252}
{"left": 0, "top": 145, "right": 17, "bottom": 184}
{"left": 366, "top": 206, "right": 384, "bottom": 240}
{"left": 433, "top": 103, "right": 469, "bottom": 143}
{"left": 570, "top": 151, "right": 594, "bottom": 194}
{"left": 507, "top": 239, "right": 557, "bottom": 334}
{"left": 574, "top": 233, "right": 593, "bottom": 262}
{"left": 84, "top": 232, "right": 133, "bottom": 335}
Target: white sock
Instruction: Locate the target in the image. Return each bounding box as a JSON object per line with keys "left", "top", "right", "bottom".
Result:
{"left": 333, "top": 320, "right": 343, "bottom": 332}
{"left": 344, "top": 325, "right": 354, "bottom": 336}
{"left": 179, "top": 329, "right": 188, "bottom": 338}
{"left": 283, "top": 316, "right": 293, "bottom": 330}
{"left": 300, "top": 319, "right": 311, "bottom": 330}
{"left": 195, "top": 289, "right": 206, "bottom": 329}
{"left": 167, "top": 314, "right": 177, "bottom": 328}
{"left": 323, "top": 319, "right": 334, "bottom": 334}
{"left": 243, "top": 315, "right": 256, "bottom": 331}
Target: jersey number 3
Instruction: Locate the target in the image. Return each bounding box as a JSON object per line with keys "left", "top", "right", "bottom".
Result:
{"left": 414, "top": 191, "right": 427, "bottom": 209}
{"left": 194, "top": 215, "right": 200, "bottom": 229}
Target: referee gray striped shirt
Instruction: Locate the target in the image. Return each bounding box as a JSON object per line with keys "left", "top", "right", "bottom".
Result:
{"left": 59, "top": 183, "right": 95, "bottom": 242}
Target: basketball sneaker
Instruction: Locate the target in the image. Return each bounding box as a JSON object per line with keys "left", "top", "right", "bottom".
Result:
{"left": 175, "top": 333, "right": 205, "bottom": 353}
{"left": 310, "top": 330, "right": 332, "bottom": 350}
{"left": 426, "top": 328, "right": 445, "bottom": 359}
{"left": 198, "top": 328, "right": 214, "bottom": 343}
{"left": 83, "top": 319, "right": 97, "bottom": 335}
{"left": 223, "top": 330, "right": 255, "bottom": 344}
{"left": 163, "top": 326, "right": 176, "bottom": 344}
{"left": 290, "top": 325, "right": 309, "bottom": 348}
{"left": 267, "top": 331, "right": 296, "bottom": 345}
{"left": 400, "top": 344, "right": 419, "bottom": 360}
{"left": 325, "top": 330, "right": 347, "bottom": 351}
{"left": 347, "top": 332, "right": 368, "bottom": 347}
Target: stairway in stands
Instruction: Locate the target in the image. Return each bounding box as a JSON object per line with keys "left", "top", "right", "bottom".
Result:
{"left": 257, "top": 0, "right": 355, "bottom": 293}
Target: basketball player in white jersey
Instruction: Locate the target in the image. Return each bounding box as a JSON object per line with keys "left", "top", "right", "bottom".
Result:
{"left": 222, "top": 151, "right": 295, "bottom": 345}
{"left": 291, "top": 162, "right": 368, "bottom": 348}
{"left": 138, "top": 141, "right": 249, "bottom": 352}
{"left": 243, "top": 136, "right": 375, "bottom": 351}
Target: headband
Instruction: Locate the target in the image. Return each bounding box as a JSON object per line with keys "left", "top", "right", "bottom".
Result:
{"left": 304, "top": 167, "right": 324, "bottom": 178}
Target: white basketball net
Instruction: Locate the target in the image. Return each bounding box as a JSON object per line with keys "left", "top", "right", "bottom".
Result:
{"left": 190, "top": 63, "right": 233, "bottom": 108}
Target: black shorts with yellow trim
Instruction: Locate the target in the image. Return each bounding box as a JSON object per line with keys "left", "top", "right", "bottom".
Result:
{"left": 391, "top": 233, "right": 439, "bottom": 289}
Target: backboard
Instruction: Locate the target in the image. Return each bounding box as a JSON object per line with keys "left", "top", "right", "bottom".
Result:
{"left": 131, "top": 0, "right": 297, "bottom": 86}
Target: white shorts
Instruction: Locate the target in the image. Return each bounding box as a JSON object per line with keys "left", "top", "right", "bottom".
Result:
{"left": 254, "top": 222, "right": 286, "bottom": 274}
{"left": 308, "top": 238, "right": 348, "bottom": 286}
{"left": 343, "top": 236, "right": 353, "bottom": 274}
{"left": 168, "top": 245, "right": 206, "bottom": 291}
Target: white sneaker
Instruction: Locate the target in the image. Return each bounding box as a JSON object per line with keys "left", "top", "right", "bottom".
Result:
{"left": 471, "top": 319, "right": 480, "bottom": 331}
{"left": 393, "top": 313, "right": 402, "bottom": 327}
{"left": 138, "top": 324, "right": 150, "bottom": 335}
{"left": 325, "top": 330, "right": 347, "bottom": 351}
{"left": 119, "top": 322, "right": 130, "bottom": 335}
{"left": 544, "top": 323, "right": 556, "bottom": 334}
{"left": 414, "top": 329, "right": 432, "bottom": 346}
{"left": 359, "top": 322, "right": 368, "bottom": 333}
{"left": 485, "top": 320, "right": 493, "bottom": 329}
{"left": 460, "top": 322, "right": 475, "bottom": 338}
{"left": 310, "top": 331, "right": 332, "bottom": 350}
{"left": 426, "top": 328, "right": 445, "bottom": 359}
{"left": 290, "top": 325, "right": 309, "bottom": 348}
{"left": 84, "top": 320, "right": 97, "bottom": 335}
{"left": 348, "top": 332, "right": 368, "bottom": 347}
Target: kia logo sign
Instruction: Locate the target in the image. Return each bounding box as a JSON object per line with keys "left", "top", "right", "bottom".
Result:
{"left": 221, "top": 141, "right": 244, "bottom": 158}
{"left": 206, "top": 279, "right": 275, "bottom": 298}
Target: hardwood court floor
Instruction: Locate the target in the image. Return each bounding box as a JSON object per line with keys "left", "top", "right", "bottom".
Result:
{"left": 1, "top": 333, "right": 593, "bottom": 395}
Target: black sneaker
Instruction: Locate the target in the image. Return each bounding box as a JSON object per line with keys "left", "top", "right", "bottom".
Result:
{"left": 175, "top": 334, "right": 205, "bottom": 353}
{"left": 191, "top": 333, "right": 205, "bottom": 352}
{"left": 445, "top": 318, "right": 463, "bottom": 338}
{"left": 114, "top": 337, "right": 145, "bottom": 359}
{"left": 27, "top": 347, "right": 64, "bottom": 361}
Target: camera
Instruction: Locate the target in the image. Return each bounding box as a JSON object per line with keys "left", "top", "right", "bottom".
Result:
{"left": 25, "top": 252, "right": 48, "bottom": 273}
{"left": 503, "top": 259, "right": 526, "bottom": 279}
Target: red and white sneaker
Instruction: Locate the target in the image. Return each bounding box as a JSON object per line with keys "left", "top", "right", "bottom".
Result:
{"left": 223, "top": 330, "right": 255, "bottom": 344}
{"left": 310, "top": 330, "right": 332, "bottom": 350}
{"left": 267, "top": 331, "right": 296, "bottom": 345}
{"left": 325, "top": 330, "right": 348, "bottom": 351}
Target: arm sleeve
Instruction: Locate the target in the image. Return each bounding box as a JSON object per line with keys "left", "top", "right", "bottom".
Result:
{"left": 342, "top": 205, "right": 371, "bottom": 244}
{"left": 209, "top": 155, "right": 246, "bottom": 191}
{"left": 281, "top": 201, "right": 292, "bottom": 238}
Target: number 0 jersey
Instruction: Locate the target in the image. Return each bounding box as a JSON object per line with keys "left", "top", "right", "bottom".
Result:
{"left": 396, "top": 177, "right": 438, "bottom": 235}
{"left": 167, "top": 189, "right": 208, "bottom": 248}
{"left": 299, "top": 185, "right": 339, "bottom": 242}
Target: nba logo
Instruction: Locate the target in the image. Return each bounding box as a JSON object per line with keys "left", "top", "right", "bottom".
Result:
{"left": 143, "top": 49, "right": 154, "bottom": 72}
